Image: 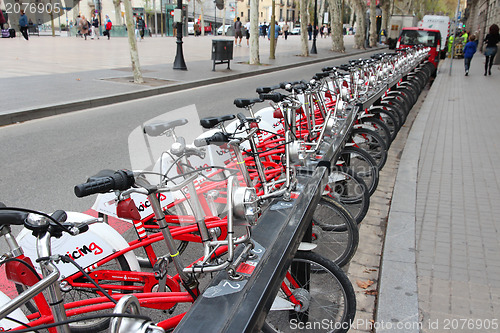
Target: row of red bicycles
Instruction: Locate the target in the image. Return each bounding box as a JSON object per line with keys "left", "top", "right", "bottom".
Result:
{"left": 0, "top": 47, "right": 435, "bottom": 333}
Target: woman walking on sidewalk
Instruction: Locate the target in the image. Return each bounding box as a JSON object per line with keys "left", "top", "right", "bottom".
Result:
{"left": 483, "top": 24, "right": 500, "bottom": 76}
{"left": 464, "top": 35, "right": 477, "bottom": 76}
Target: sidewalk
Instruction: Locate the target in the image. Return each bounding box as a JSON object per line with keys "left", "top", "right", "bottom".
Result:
{"left": 377, "top": 57, "right": 500, "bottom": 332}
{"left": 0, "top": 34, "right": 377, "bottom": 126}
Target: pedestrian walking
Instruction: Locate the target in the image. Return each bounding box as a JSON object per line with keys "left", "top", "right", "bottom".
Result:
{"left": 135, "top": 16, "right": 145, "bottom": 41}
{"left": 91, "top": 13, "right": 99, "bottom": 39}
{"left": 19, "top": 10, "right": 29, "bottom": 40}
{"left": 307, "top": 23, "right": 312, "bottom": 40}
{"left": 104, "top": 15, "right": 112, "bottom": 40}
{"left": 483, "top": 24, "right": 500, "bottom": 76}
{"left": 245, "top": 20, "right": 250, "bottom": 46}
{"left": 463, "top": 35, "right": 477, "bottom": 76}
{"left": 267, "top": 21, "right": 280, "bottom": 51}
{"left": 261, "top": 22, "right": 267, "bottom": 38}
{"left": 79, "top": 15, "right": 89, "bottom": 40}
{"left": 234, "top": 17, "right": 243, "bottom": 46}
{"left": 283, "top": 22, "right": 289, "bottom": 40}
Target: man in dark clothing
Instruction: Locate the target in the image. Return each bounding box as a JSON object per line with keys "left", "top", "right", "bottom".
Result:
{"left": 138, "top": 16, "right": 145, "bottom": 39}
{"left": 234, "top": 17, "right": 243, "bottom": 46}
{"left": 19, "top": 10, "right": 29, "bottom": 40}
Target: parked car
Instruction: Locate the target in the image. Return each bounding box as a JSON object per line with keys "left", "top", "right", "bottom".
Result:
{"left": 290, "top": 27, "right": 301, "bottom": 35}
{"left": 188, "top": 22, "right": 194, "bottom": 35}
{"left": 217, "top": 24, "right": 231, "bottom": 35}
{"left": 396, "top": 27, "right": 441, "bottom": 73}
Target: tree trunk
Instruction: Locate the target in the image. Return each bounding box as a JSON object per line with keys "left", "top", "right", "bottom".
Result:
{"left": 329, "top": 0, "right": 344, "bottom": 52}
{"left": 380, "top": 0, "right": 391, "bottom": 35}
{"left": 249, "top": 0, "right": 260, "bottom": 64}
{"left": 300, "top": 0, "right": 309, "bottom": 56}
{"left": 369, "top": 0, "right": 377, "bottom": 46}
{"left": 113, "top": 0, "right": 122, "bottom": 25}
{"left": 319, "top": 0, "right": 326, "bottom": 26}
{"left": 222, "top": 0, "right": 226, "bottom": 36}
{"left": 350, "top": 0, "right": 366, "bottom": 49}
{"left": 123, "top": 0, "right": 144, "bottom": 83}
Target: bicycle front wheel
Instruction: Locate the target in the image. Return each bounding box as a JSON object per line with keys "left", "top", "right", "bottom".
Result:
{"left": 311, "top": 196, "right": 359, "bottom": 267}
{"left": 263, "top": 251, "right": 356, "bottom": 333}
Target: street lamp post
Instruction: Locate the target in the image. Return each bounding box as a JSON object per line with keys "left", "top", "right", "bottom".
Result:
{"left": 173, "top": 0, "right": 187, "bottom": 70}
{"left": 311, "top": 0, "right": 318, "bottom": 54}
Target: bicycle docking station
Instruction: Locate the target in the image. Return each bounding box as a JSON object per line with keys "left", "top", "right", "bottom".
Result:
{"left": 175, "top": 106, "right": 359, "bottom": 333}
{"left": 174, "top": 54, "right": 427, "bottom": 328}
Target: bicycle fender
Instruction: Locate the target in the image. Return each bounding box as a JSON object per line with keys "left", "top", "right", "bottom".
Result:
{"left": 0, "top": 291, "right": 29, "bottom": 330}
{"left": 16, "top": 212, "right": 141, "bottom": 279}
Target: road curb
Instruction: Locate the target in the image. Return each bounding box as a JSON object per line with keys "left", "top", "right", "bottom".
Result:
{"left": 1, "top": 48, "right": 385, "bottom": 127}
{"left": 375, "top": 61, "right": 446, "bottom": 332}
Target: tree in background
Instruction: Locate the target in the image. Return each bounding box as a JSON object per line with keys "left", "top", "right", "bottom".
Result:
{"left": 328, "top": 0, "right": 345, "bottom": 52}
{"left": 299, "top": 0, "right": 310, "bottom": 56}
{"left": 249, "top": 0, "right": 260, "bottom": 64}
{"left": 349, "top": 0, "right": 366, "bottom": 49}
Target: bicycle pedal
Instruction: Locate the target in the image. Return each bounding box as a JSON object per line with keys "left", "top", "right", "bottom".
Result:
{"left": 153, "top": 257, "right": 168, "bottom": 280}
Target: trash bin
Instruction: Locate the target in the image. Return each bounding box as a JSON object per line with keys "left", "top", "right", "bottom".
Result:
{"left": 212, "top": 39, "right": 233, "bottom": 71}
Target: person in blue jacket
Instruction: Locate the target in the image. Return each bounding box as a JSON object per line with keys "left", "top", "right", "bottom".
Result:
{"left": 463, "top": 35, "right": 477, "bottom": 76}
{"left": 19, "top": 10, "right": 29, "bottom": 40}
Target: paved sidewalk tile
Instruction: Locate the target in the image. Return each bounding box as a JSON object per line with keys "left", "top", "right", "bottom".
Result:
{"left": 416, "top": 58, "right": 500, "bottom": 332}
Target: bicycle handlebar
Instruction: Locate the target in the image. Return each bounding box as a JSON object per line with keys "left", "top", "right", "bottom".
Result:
{"left": 259, "top": 92, "right": 285, "bottom": 103}
{"left": 194, "top": 132, "right": 229, "bottom": 147}
{"left": 74, "top": 169, "right": 135, "bottom": 198}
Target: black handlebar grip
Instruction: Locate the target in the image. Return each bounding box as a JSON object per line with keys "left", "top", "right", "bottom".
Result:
{"left": 74, "top": 177, "right": 115, "bottom": 198}
{"left": 256, "top": 87, "right": 272, "bottom": 94}
{"left": 195, "top": 132, "right": 229, "bottom": 147}
{"left": 259, "top": 93, "right": 283, "bottom": 103}
{"left": 237, "top": 112, "right": 247, "bottom": 123}
{"left": 51, "top": 210, "right": 67, "bottom": 223}
{"left": 74, "top": 170, "right": 134, "bottom": 198}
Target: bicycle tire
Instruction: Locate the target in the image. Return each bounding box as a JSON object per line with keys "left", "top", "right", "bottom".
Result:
{"left": 16, "top": 255, "right": 132, "bottom": 333}
{"left": 358, "top": 116, "right": 392, "bottom": 148}
{"left": 350, "top": 128, "right": 388, "bottom": 170}
{"left": 325, "top": 165, "right": 370, "bottom": 225}
{"left": 263, "top": 251, "right": 356, "bottom": 333}
{"left": 381, "top": 94, "right": 409, "bottom": 119}
{"left": 311, "top": 196, "right": 359, "bottom": 267}
{"left": 339, "top": 146, "right": 379, "bottom": 196}
{"left": 369, "top": 105, "right": 401, "bottom": 134}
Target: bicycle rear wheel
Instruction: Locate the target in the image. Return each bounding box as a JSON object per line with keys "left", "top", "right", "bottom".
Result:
{"left": 263, "top": 251, "right": 356, "bottom": 333}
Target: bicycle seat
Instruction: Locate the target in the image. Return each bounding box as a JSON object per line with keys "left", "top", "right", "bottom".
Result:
{"left": 234, "top": 98, "right": 263, "bottom": 108}
{"left": 199, "top": 114, "right": 235, "bottom": 129}
{"left": 143, "top": 118, "right": 188, "bottom": 137}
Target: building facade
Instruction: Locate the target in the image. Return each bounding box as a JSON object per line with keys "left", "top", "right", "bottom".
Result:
{"left": 235, "top": 0, "right": 297, "bottom": 25}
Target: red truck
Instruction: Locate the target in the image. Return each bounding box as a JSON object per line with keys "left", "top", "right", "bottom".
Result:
{"left": 396, "top": 27, "right": 442, "bottom": 73}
